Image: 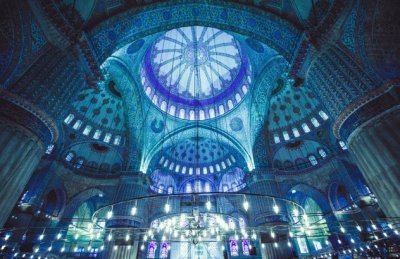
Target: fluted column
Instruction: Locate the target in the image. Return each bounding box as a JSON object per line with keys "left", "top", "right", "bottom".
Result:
{"left": 306, "top": 41, "right": 400, "bottom": 218}
{"left": 263, "top": 240, "right": 293, "bottom": 259}
{"left": 348, "top": 106, "right": 400, "bottom": 217}
{"left": 0, "top": 116, "right": 45, "bottom": 227}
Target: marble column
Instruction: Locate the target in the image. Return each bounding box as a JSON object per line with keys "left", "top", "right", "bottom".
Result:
{"left": 347, "top": 106, "right": 400, "bottom": 217}
{"left": 0, "top": 116, "right": 45, "bottom": 227}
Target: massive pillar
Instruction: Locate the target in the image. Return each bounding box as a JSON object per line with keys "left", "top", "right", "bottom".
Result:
{"left": 0, "top": 117, "right": 44, "bottom": 227}
{"left": 247, "top": 173, "right": 293, "bottom": 259}
{"left": 306, "top": 42, "right": 400, "bottom": 217}
{"left": 347, "top": 106, "right": 400, "bottom": 217}
{"left": 103, "top": 175, "right": 149, "bottom": 259}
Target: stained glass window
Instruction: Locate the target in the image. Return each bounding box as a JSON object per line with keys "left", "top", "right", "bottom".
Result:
{"left": 159, "top": 242, "right": 169, "bottom": 258}
{"left": 242, "top": 240, "right": 250, "bottom": 255}
{"left": 147, "top": 241, "right": 157, "bottom": 258}
{"left": 230, "top": 240, "right": 239, "bottom": 256}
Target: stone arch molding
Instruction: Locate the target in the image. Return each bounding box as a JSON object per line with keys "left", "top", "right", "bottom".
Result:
{"left": 141, "top": 124, "right": 254, "bottom": 173}
{"left": 88, "top": 1, "right": 302, "bottom": 63}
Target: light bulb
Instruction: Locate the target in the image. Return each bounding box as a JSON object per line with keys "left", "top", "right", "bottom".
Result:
{"left": 125, "top": 234, "right": 130, "bottom": 241}
{"left": 395, "top": 230, "right": 399, "bottom": 235}
{"left": 4, "top": 234, "right": 11, "bottom": 241}
{"left": 273, "top": 204, "right": 280, "bottom": 214}
{"left": 56, "top": 232, "right": 62, "bottom": 240}
{"left": 356, "top": 225, "right": 362, "bottom": 232}
{"left": 48, "top": 246, "right": 52, "bottom": 252}
{"left": 234, "top": 234, "right": 239, "bottom": 241}
{"left": 261, "top": 244, "right": 265, "bottom": 248}
{"left": 340, "top": 226, "right": 345, "bottom": 233}
{"left": 293, "top": 208, "right": 299, "bottom": 217}
{"left": 206, "top": 200, "right": 211, "bottom": 211}
{"left": 350, "top": 238, "right": 355, "bottom": 243}
{"left": 106, "top": 210, "right": 113, "bottom": 219}
{"left": 383, "top": 232, "right": 388, "bottom": 237}
{"left": 287, "top": 241, "right": 291, "bottom": 247}
{"left": 74, "top": 233, "right": 79, "bottom": 240}
{"left": 100, "top": 245, "right": 104, "bottom": 251}
{"left": 325, "top": 240, "right": 329, "bottom": 245}
{"left": 338, "top": 239, "right": 342, "bottom": 244}
{"left": 162, "top": 235, "right": 166, "bottom": 242}
{"left": 61, "top": 247, "right": 65, "bottom": 253}
{"left": 251, "top": 231, "right": 257, "bottom": 240}
{"left": 371, "top": 223, "right": 377, "bottom": 230}
{"left": 140, "top": 244, "right": 145, "bottom": 250}
{"left": 144, "top": 235, "right": 148, "bottom": 241}
{"left": 243, "top": 200, "right": 249, "bottom": 212}
{"left": 388, "top": 223, "right": 393, "bottom": 229}
{"left": 165, "top": 203, "right": 170, "bottom": 213}
{"left": 274, "top": 242, "right": 278, "bottom": 248}
{"left": 107, "top": 233, "right": 112, "bottom": 241}
{"left": 289, "top": 231, "right": 294, "bottom": 238}
{"left": 39, "top": 234, "right": 44, "bottom": 240}
{"left": 270, "top": 231, "right": 275, "bottom": 239}
{"left": 131, "top": 206, "right": 137, "bottom": 216}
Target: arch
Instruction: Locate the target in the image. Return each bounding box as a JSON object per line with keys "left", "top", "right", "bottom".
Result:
{"left": 42, "top": 188, "right": 65, "bottom": 217}
{"left": 286, "top": 184, "right": 332, "bottom": 215}
{"left": 60, "top": 188, "right": 106, "bottom": 224}
{"left": 142, "top": 124, "right": 253, "bottom": 173}
{"left": 88, "top": 2, "right": 302, "bottom": 64}
{"left": 328, "top": 182, "right": 352, "bottom": 212}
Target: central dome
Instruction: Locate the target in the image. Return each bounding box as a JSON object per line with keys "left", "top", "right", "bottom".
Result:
{"left": 141, "top": 26, "right": 251, "bottom": 120}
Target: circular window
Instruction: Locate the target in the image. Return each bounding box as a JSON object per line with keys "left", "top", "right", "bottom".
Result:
{"left": 141, "top": 26, "right": 251, "bottom": 120}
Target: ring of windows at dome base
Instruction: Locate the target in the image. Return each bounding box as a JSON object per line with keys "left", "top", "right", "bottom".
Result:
{"left": 141, "top": 26, "right": 252, "bottom": 120}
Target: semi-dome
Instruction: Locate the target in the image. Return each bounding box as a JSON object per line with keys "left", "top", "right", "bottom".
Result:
{"left": 141, "top": 26, "right": 251, "bottom": 120}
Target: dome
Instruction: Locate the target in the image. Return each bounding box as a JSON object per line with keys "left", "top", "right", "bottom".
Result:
{"left": 151, "top": 137, "right": 243, "bottom": 175}
{"left": 141, "top": 26, "right": 251, "bottom": 120}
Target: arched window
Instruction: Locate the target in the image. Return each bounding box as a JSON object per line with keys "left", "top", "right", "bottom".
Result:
{"left": 75, "top": 159, "right": 84, "bottom": 169}
{"left": 302, "top": 123, "right": 311, "bottom": 133}
{"left": 167, "top": 186, "right": 173, "bottom": 194}
{"left": 72, "top": 120, "right": 82, "bottom": 130}
{"left": 339, "top": 141, "right": 347, "bottom": 150}
{"left": 194, "top": 180, "right": 202, "bottom": 193}
{"left": 113, "top": 135, "right": 121, "bottom": 146}
{"left": 283, "top": 131, "right": 290, "bottom": 141}
{"left": 292, "top": 127, "right": 300, "bottom": 137}
{"left": 318, "top": 149, "right": 327, "bottom": 158}
{"left": 185, "top": 183, "right": 192, "bottom": 193}
{"left": 319, "top": 110, "right": 329, "bottom": 120}
{"left": 83, "top": 125, "right": 92, "bottom": 135}
{"left": 45, "top": 144, "right": 54, "bottom": 155}
{"left": 93, "top": 130, "right": 102, "bottom": 140}
{"left": 104, "top": 133, "right": 112, "bottom": 143}
{"left": 64, "top": 114, "right": 74, "bottom": 125}
{"left": 204, "top": 182, "right": 211, "bottom": 193}
{"left": 273, "top": 133, "right": 280, "bottom": 143}
{"left": 65, "top": 152, "right": 74, "bottom": 162}
{"left": 311, "top": 117, "right": 320, "bottom": 127}
{"left": 308, "top": 155, "right": 318, "bottom": 166}
{"left": 231, "top": 182, "right": 237, "bottom": 192}
{"left": 239, "top": 217, "right": 246, "bottom": 229}
{"left": 158, "top": 185, "right": 164, "bottom": 194}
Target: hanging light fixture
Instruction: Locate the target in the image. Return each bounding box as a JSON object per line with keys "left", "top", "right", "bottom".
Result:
{"left": 243, "top": 195, "right": 249, "bottom": 212}
{"left": 273, "top": 199, "right": 280, "bottom": 214}
{"left": 206, "top": 199, "right": 211, "bottom": 211}
{"left": 106, "top": 206, "right": 113, "bottom": 219}
{"left": 165, "top": 198, "right": 171, "bottom": 213}
{"left": 131, "top": 200, "right": 138, "bottom": 216}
